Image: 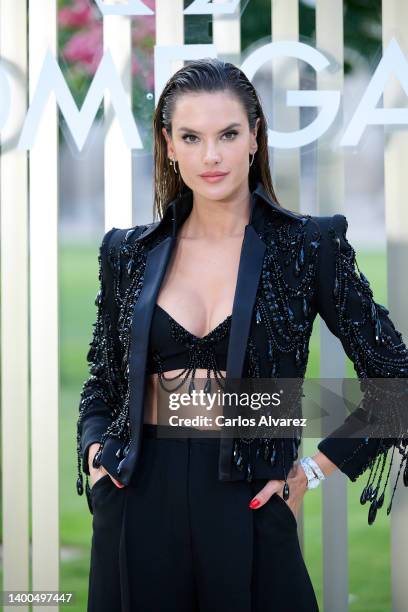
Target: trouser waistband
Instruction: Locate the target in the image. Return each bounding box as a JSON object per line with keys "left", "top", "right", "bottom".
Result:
{"left": 142, "top": 422, "right": 221, "bottom": 444}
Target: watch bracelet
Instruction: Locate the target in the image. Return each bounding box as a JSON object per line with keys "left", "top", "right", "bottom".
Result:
{"left": 303, "top": 456, "right": 326, "bottom": 481}
{"left": 300, "top": 457, "right": 319, "bottom": 488}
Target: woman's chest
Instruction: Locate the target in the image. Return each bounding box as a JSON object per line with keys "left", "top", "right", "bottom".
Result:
{"left": 116, "top": 219, "right": 319, "bottom": 381}
{"left": 156, "top": 235, "right": 244, "bottom": 340}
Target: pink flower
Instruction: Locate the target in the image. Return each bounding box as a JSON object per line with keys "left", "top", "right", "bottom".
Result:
{"left": 62, "top": 23, "right": 102, "bottom": 75}
{"left": 58, "top": 0, "right": 95, "bottom": 28}
{"left": 132, "top": 18, "right": 155, "bottom": 49}
{"left": 132, "top": 54, "right": 143, "bottom": 77}
{"left": 145, "top": 71, "right": 154, "bottom": 91}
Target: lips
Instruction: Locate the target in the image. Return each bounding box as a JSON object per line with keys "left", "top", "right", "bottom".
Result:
{"left": 199, "top": 173, "right": 229, "bottom": 183}
{"left": 200, "top": 172, "right": 228, "bottom": 177}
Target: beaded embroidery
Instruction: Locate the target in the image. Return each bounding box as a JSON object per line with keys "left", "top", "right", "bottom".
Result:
{"left": 76, "top": 202, "right": 408, "bottom": 524}
{"left": 76, "top": 226, "right": 149, "bottom": 507}
{"left": 151, "top": 304, "right": 231, "bottom": 394}
{"left": 317, "top": 215, "right": 408, "bottom": 524}
{"left": 228, "top": 214, "right": 316, "bottom": 491}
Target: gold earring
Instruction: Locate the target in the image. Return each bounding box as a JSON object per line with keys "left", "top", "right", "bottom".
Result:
{"left": 170, "top": 157, "right": 178, "bottom": 174}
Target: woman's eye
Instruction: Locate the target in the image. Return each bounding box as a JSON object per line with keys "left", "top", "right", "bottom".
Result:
{"left": 181, "top": 130, "right": 238, "bottom": 144}
{"left": 182, "top": 134, "right": 199, "bottom": 143}
{"left": 222, "top": 130, "right": 238, "bottom": 140}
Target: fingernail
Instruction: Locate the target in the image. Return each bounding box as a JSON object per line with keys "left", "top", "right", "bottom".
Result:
{"left": 249, "top": 498, "right": 260, "bottom": 509}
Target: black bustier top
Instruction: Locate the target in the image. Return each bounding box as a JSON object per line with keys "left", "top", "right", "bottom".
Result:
{"left": 146, "top": 303, "right": 232, "bottom": 393}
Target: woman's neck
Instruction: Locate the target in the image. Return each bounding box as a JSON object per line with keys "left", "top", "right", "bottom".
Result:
{"left": 179, "top": 186, "right": 252, "bottom": 240}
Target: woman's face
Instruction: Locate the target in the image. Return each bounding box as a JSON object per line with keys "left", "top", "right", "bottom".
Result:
{"left": 162, "top": 90, "right": 260, "bottom": 200}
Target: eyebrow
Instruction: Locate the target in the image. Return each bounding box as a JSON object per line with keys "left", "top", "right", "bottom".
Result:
{"left": 176, "top": 122, "right": 242, "bottom": 134}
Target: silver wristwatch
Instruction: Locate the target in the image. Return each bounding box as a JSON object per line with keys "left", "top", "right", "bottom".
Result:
{"left": 300, "top": 456, "right": 326, "bottom": 490}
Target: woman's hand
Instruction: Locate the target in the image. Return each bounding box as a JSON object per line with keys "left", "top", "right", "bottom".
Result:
{"left": 88, "top": 442, "right": 125, "bottom": 489}
{"left": 248, "top": 461, "right": 308, "bottom": 521}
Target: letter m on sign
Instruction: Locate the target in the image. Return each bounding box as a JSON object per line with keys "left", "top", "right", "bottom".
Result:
{"left": 18, "top": 49, "right": 142, "bottom": 152}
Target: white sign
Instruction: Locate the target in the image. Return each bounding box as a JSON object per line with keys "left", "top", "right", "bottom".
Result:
{"left": 0, "top": 38, "right": 406, "bottom": 151}
{"left": 94, "top": 0, "right": 154, "bottom": 16}
{"left": 94, "top": 0, "right": 240, "bottom": 16}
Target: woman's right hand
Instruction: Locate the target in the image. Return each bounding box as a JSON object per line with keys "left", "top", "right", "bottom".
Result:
{"left": 88, "top": 442, "right": 125, "bottom": 489}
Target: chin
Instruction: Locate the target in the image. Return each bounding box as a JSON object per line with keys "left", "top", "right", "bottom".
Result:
{"left": 193, "top": 177, "right": 240, "bottom": 200}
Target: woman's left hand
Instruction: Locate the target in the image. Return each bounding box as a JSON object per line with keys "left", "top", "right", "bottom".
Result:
{"left": 248, "top": 461, "right": 308, "bottom": 521}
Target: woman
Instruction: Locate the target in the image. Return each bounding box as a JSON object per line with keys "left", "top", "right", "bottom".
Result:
{"left": 76, "top": 58, "right": 408, "bottom": 612}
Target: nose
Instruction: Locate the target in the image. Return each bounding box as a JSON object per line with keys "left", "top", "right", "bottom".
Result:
{"left": 203, "top": 145, "right": 222, "bottom": 165}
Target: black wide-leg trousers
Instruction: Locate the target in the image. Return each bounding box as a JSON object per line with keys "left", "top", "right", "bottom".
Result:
{"left": 87, "top": 424, "right": 319, "bottom": 612}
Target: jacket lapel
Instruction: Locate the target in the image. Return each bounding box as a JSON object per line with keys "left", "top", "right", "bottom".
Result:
{"left": 117, "top": 235, "right": 175, "bottom": 483}
{"left": 225, "top": 224, "right": 266, "bottom": 379}
{"left": 219, "top": 221, "right": 266, "bottom": 480}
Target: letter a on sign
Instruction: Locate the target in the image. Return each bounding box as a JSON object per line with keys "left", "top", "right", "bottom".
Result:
{"left": 94, "top": 0, "right": 154, "bottom": 16}
{"left": 184, "top": 0, "right": 241, "bottom": 15}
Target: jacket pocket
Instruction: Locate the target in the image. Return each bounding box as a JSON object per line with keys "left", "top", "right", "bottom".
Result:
{"left": 273, "top": 492, "right": 298, "bottom": 529}
{"left": 91, "top": 473, "right": 111, "bottom": 494}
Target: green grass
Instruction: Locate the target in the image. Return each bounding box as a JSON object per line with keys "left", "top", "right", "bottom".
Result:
{"left": 1, "top": 244, "right": 394, "bottom": 611}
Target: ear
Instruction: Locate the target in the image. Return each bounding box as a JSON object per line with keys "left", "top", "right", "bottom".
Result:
{"left": 162, "top": 127, "right": 175, "bottom": 159}
{"left": 250, "top": 118, "right": 260, "bottom": 153}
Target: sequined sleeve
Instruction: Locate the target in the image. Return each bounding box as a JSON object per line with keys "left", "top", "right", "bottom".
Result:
{"left": 76, "top": 228, "right": 123, "bottom": 496}
{"left": 314, "top": 214, "right": 408, "bottom": 520}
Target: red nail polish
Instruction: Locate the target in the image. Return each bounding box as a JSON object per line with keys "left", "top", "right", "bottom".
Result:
{"left": 249, "top": 498, "right": 260, "bottom": 509}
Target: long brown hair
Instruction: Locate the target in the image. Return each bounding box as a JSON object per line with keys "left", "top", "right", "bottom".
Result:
{"left": 152, "top": 57, "right": 281, "bottom": 221}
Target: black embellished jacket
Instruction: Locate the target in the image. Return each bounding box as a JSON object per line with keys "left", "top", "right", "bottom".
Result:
{"left": 76, "top": 180, "right": 408, "bottom": 523}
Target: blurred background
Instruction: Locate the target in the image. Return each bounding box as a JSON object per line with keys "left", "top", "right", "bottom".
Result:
{"left": 58, "top": 0, "right": 386, "bottom": 244}
{"left": 1, "top": 1, "right": 404, "bottom": 611}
